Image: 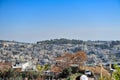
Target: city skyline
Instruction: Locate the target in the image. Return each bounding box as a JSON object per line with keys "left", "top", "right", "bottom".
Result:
{"left": 0, "top": 0, "right": 120, "bottom": 43}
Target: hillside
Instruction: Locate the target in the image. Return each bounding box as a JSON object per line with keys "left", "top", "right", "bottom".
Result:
{"left": 0, "top": 39, "right": 120, "bottom": 65}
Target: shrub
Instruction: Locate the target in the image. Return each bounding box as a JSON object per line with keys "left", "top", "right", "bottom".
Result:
{"left": 59, "top": 68, "right": 72, "bottom": 78}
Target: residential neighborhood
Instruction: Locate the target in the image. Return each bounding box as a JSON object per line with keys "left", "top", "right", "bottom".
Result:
{"left": 0, "top": 39, "right": 120, "bottom": 79}
{"left": 0, "top": 39, "right": 120, "bottom": 65}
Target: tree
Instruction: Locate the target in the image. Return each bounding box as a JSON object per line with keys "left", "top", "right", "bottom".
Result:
{"left": 44, "top": 64, "right": 50, "bottom": 70}
{"left": 112, "top": 64, "right": 120, "bottom": 80}
{"left": 72, "top": 51, "right": 87, "bottom": 68}
{"left": 59, "top": 68, "right": 72, "bottom": 78}
{"left": 36, "top": 64, "right": 50, "bottom": 80}
{"left": 55, "top": 51, "right": 87, "bottom": 70}
{"left": 36, "top": 64, "right": 44, "bottom": 80}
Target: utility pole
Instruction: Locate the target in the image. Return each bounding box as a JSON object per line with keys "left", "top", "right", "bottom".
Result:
{"left": 109, "top": 52, "right": 113, "bottom": 77}
{"left": 100, "top": 63, "right": 103, "bottom": 79}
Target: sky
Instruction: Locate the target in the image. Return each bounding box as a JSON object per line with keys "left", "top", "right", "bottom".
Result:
{"left": 0, "top": 0, "right": 120, "bottom": 43}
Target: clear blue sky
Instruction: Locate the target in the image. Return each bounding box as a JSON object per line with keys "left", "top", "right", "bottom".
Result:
{"left": 0, "top": 0, "right": 120, "bottom": 42}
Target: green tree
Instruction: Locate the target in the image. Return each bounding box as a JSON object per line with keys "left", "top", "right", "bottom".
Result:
{"left": 112, "top": 64, "right": 120, "bottom": 80}
{"left": 36, "top": 64, "right": 50, "bottom": 80}
{"left": 59, "top": 67, "right": 72, "bottom": 78}
{"left": 44, "top": 64, "right": 50, "bottom": 70}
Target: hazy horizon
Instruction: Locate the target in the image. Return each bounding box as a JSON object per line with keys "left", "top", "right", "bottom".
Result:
{"left": 1, "top": 0, "right": 120, "bottom": 43}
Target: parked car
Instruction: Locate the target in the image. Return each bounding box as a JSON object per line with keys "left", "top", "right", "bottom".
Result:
{"left": 85, "top": 70, "right": 92, "bottom": 76}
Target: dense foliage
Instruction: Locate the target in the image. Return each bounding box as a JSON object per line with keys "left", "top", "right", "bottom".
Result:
{"left": 37, "top": 38, "right": 83, "bottom": 44}
{"left": 112, "top": 65, "right": 120, "bottom": 80}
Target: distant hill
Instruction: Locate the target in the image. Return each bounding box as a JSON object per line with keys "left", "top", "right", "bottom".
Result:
{"left": 37, "top": 38, "right": 83, "bottom": 44}
{"left": 1, "top": 39, "right": 120, "bottom": 46}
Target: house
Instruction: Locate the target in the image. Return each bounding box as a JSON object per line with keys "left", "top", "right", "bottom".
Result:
{"left": 22, "top": 61, "right": 37, "bottom": 71}
{"left": 12, "top": 61, "right": 37, "bottom": 72}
